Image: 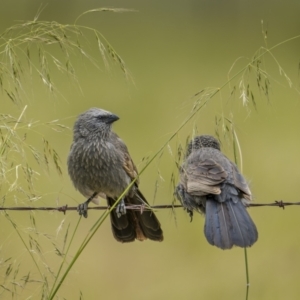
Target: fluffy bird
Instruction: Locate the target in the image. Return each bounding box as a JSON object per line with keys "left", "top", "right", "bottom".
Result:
{"left": 175, "top": 135, "right": 258, "bottom": 249}
{"left": 67, "top": 108, "right": 163, "bottom": 243}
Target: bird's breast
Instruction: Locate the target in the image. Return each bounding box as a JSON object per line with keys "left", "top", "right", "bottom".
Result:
{"left": 69, "top": 139, "right": 130, "bottom": 198}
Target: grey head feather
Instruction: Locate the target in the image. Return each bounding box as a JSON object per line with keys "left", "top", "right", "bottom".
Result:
{"left": 186, "top": 135, "right": 221, "bottom": 157}
{"left": 73, "top": 107, "right": 119, "bottom": 140}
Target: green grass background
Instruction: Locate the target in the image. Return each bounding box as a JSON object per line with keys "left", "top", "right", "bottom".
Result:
{"left": 1, "top": 0, "right": 300, "bottom": 299}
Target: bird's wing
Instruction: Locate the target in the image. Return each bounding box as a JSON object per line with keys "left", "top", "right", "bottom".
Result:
{"left": 110, "top": 132, "right": 140, "bottom": 185}
{"left": 184, "top": 158, "right": 227, "bottom": 196}
{"left": 123, "top": 151, "right": 139, "bottom": 182}
{"left": 231, "top": 162, "right": 252, "bottom": 200}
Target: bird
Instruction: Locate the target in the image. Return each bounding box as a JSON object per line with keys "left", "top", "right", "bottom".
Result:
{"left": 67, "top": 108, "right": 163, "bottom": 243}
{"left": 175, "top": 135, "right": 258, "bottom": 250}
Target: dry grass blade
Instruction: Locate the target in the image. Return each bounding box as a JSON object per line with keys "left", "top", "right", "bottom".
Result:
{"left": 74, "top": 8, "right": 137, "bottom": 25}
{"left": 0, "top": 106, "right": 66, "bottom": 296}
{"left": 0, "top": 9, "right": 133, "bottom": 104}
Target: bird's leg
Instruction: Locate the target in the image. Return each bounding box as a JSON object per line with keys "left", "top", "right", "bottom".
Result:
{"left": 77, "top": 192, "right": 98, "bottom": 218}
{"left": 187, "top": 209, "right": 193, "bottom": 222}
{"left": 116, "top": 197, "right": 126, "bottom": 218}
{"left": 175, "top": 185, "right": 194, "bottom": 221}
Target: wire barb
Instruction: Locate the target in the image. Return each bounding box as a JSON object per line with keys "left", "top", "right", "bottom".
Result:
{"left": 275, "top": 200, "right": 285, "bottom": 209}
{"left": 57, "top": 205, "right": 68, "bottom": 214}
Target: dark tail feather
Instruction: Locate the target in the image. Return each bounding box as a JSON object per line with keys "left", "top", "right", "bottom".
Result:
{"left": 107, "top": 191, "right": 163, "bottom": 243}
{"left": 107, "top": 197, "right": 137, "bottom": 243}
{"left": 204, "top": 198, "right": 258, "bottom": 249}
{"left": 129, "top": 189, "right": 163, "bottom": 242}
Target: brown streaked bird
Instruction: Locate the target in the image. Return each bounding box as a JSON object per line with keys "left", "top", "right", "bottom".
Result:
{"left": 175, "top": 135, "right": 258, "bottom": 250}
{"left": 67, "top": 108, "right": 163, "bottom": 243}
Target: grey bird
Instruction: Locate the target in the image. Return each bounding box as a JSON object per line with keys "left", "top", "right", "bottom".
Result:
{"left": 175, "top": 135, "right": 258, "bottom": 250}
{"left": 67, "top": 108, "right": 163, "bottom": 243}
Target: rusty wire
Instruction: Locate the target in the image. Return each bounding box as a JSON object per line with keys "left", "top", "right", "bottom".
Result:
{"left": 0, "top": 200, "right": 298, "bottom": 215}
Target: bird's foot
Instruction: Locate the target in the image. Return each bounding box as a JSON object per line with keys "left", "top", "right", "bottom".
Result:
{"left": 77, "top": 201, "right": 89, "bottom": 218}
{"left": 188, "top": 209, "right": 193, "bottom": 222}
{"left": 116, "top": 198, "right": 126, "bottom": 218}
{"left": 77, "top": 192, "right": 97, "bottom": 218}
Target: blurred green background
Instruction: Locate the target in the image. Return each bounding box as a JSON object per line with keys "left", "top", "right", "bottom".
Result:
{"left": 1, "top": 0, "right": 300, "bottom": 299}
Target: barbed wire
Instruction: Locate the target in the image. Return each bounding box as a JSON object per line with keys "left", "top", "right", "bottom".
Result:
{"left": 0, "top": 200, "right": 298, "bottom": 214}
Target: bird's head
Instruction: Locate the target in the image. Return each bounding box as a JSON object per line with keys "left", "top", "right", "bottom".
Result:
{"left": 73, "top": 107, "right": 119, "bottom": 139}
{"left": 186, "top": 135, "right": 221, "bottom": 156}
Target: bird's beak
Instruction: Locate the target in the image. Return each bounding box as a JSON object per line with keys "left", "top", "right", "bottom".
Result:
{"left": 107, "top": 114, "right": 119, "bottom": 124}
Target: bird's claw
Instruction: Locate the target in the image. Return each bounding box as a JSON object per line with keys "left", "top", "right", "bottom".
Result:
{"left": 77, "top": 202, "right": 88, "bottom": 218}
{"left": 116, "top": 198, "right": 126, "bottom": 218}
{"left": 188, "top": 209, "right": 193, "bottom": 222}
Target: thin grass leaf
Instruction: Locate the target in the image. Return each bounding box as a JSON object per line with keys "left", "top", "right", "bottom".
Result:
{"left": 4, "top": 212, "right": 44, "bottom": 281}
{"left": 74, "top": 8, "right": 136, "bottom": 25}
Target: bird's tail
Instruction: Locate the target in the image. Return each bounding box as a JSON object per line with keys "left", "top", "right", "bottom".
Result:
{"left": 204, "top": 197, "right": 258, "bottom": 250}
{"left": 107, "top": 190, "right": 163, "bottom": 243}
{"left": 107, "top": 197, "right": 137, "bottom": 243}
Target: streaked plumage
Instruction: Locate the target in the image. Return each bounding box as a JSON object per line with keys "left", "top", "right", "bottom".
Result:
{"left": 68, "top": 108, "right": 163, "bottom": 243}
